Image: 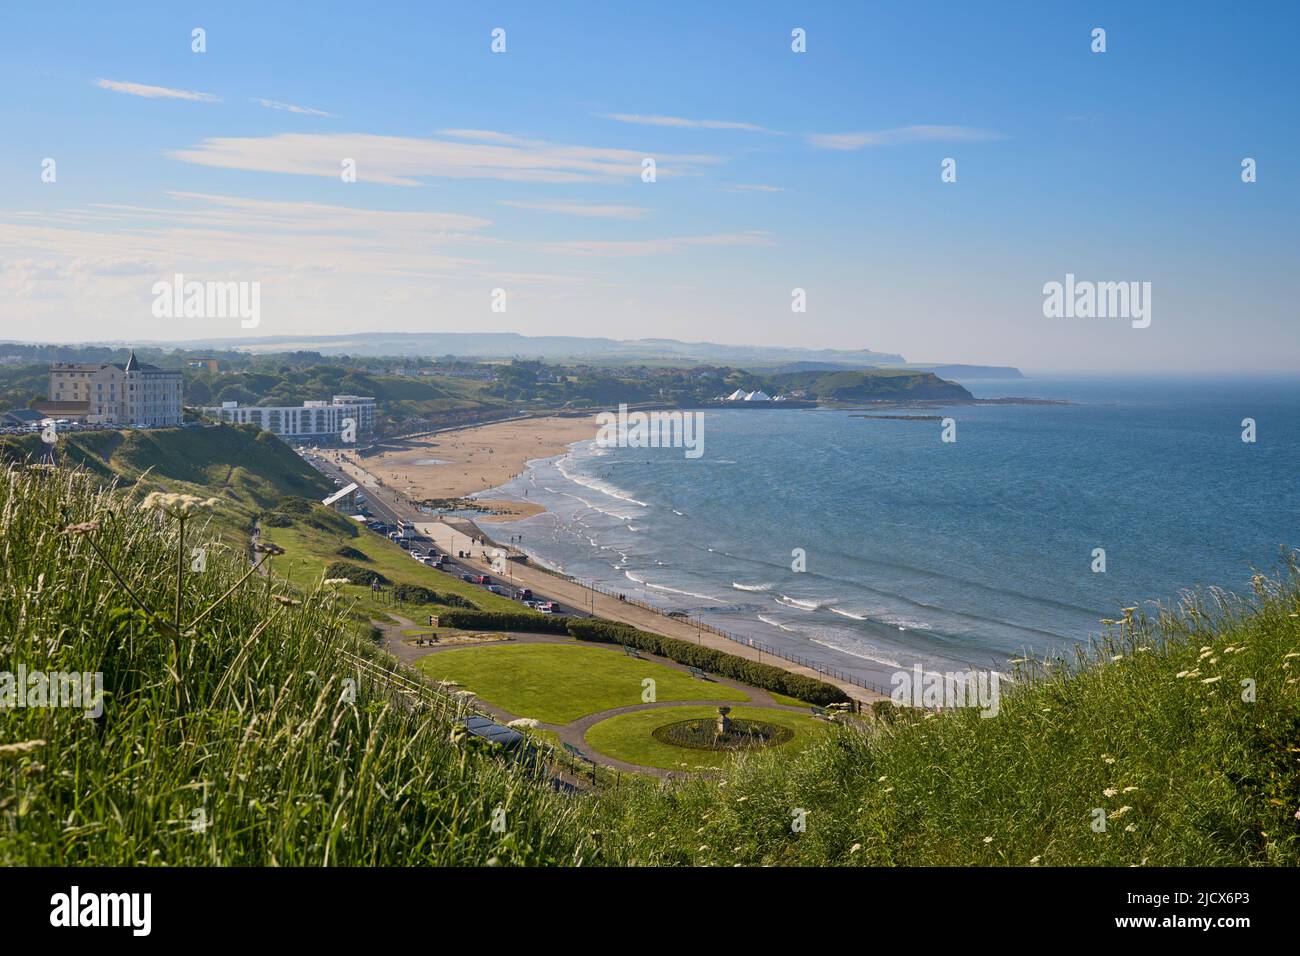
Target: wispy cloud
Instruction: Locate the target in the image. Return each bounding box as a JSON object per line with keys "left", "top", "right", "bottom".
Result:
{"left": 604, "top": 113, "right": 778, "bottom": 134}
{"left": 96, "top": 79, "right": 219, "bottom": 102}
{"left": 722, "top": 183, "right": 784, "bottom": 193}
{"left": 255, "top": 98, "right": 333, "bottom": 117}
{"left": 169, "top": 131, "right": 722, "bottom": 186}
{"left": 498, "top": 200, "right": 649, "bottom": 220}
{"left": 541, "top": 231, "right": 773, "bottom": 258}
{"left": 806, "top": 125, "right": 1005, "bottom": 151}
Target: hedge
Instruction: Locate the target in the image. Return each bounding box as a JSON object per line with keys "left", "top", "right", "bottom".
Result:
{"left": 565, "top": 618, "right": 850, "bottom": 706}
{"left": 436, "top": 609, "right": 569, "bottom": 634}
{"left": 325, "top": 561, "right": 390, "bottom": 587}
{"left": 391, "top": 584, "right": 473, "bottom": 608}
{"left": 434, "top": 610, "right": 850, "bottom": 706}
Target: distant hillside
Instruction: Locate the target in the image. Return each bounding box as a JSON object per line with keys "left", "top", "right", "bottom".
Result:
{"left": 0, "top": 423, "right": 330, "bottom": 517}
{"left": 134, "top": 331, "right": 910, "bottom": 368}
{"left": 762, "top": 369, "right": 974, "bottom": 403}
{"left": 186, "top": 365, "right": 504, "bottom": 427}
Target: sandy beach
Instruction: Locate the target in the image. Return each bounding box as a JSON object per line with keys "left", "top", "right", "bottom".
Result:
{"left": 339, "top": 414, "right": 601, "bottom": 521}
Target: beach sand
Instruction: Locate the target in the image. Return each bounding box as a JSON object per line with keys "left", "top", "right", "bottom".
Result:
{"left": 340, "top": 414, "right": 601, "bottom": 521}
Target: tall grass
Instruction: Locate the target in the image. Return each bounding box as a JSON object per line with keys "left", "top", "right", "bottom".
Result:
{"left": 594, "top": 569, "right": 1300, "bottom": 866}
{"left": 0, "top": 465, "right": 596, "bottom": 866}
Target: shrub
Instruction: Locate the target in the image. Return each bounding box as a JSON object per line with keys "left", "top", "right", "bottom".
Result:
{"left": 565, "top": 619, "right": 851, "bottom": 706}
{"left": 391, "top": 584, "right": 473, "bottom": 608}
{"left": 335, "top": 545, "right": 370, "bottom": 561}
{"left": 325, "top": 561, "right": 390, "bottom": 586}
{"left": 435, "top": 609, "right": 569, "bottom": 634}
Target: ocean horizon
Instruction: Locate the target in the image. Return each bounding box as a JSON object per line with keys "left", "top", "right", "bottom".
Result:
{"left": 475, "top": 374, "right": 1300, "bottom": 685}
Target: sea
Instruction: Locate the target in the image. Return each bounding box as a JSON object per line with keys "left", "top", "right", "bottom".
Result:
{"left": 470, "top": 375, "right": 1299, "bottom": 686}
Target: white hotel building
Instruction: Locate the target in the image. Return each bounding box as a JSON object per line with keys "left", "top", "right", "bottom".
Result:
{"left": 201, "top": 395, "right": 376, "bottom": 441}
{"left": 44, "top": 350, "right": 184, "bottom": 426}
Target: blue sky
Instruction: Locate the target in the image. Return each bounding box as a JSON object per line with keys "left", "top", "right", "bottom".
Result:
{"left": 1, "top": 1, "right": 1297, "bottom": 371}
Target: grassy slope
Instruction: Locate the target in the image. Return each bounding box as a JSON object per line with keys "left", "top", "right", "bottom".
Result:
{"left": 594, "top": 582, "right": 1300, "bottom": 865}
{"left": 415, "top": 642, "right": 750, "bottom": 724}
{"left": 0, "top": 466, "right": 593, "bottom": 866}
{"left": 260, "top": 515, "right": 521, "bottom": 617}
{"left": 0, "top": 424, "right": 331, "bottom": 542}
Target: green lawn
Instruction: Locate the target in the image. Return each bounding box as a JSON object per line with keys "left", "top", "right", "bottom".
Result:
{"left": 416, "top": 642, "right": 750, "bottom": 724}
{"left": 584, "top": 705, "right": 829, "bottom": 771}
{"left": 768, "top": 691, "right": 814, "bottom": 708}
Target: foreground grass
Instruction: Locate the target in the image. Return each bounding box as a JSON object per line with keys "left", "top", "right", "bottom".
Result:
{"left": 584, "top": 705, "right": 828, "bottom": 772}
{"left": 593, "top": 581, "right": 1300, "bottom": 866}
{"left": 416, "top": 642, "right": 749, "bottom": 724}
{"left": 0, "top": 465, "right": 595, "bottom": 866}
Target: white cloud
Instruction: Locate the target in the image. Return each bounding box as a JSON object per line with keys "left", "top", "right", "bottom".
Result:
{"left": 96, "top": 79, "right": 219, "bottom": 102}
{"left": 498, "top": 200, "right": 649, "bottom": 220}
{"left": 722, "top": 183, "right": 784, "bottom": 193}
{"left": 604, "top": 113, "right": 777, "bottom": 133}
{"left": 255, "top": 98, "right": 333, "bottom": 117}
{"left": 806, "top": 125, "right": 1005, "bottom": 151}
{"left": 0, "top": 192, "right": 493, "bottom": 287}
{"left": 168, "top": 130, "right": 722, "bottom": 186}
{"left": 541, "top": 231, "right": 774, "bottom": 258}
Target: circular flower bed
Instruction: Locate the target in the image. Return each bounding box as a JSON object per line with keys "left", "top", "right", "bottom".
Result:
{"left": 650, "top": 717, "right": 793, "bottom": 752}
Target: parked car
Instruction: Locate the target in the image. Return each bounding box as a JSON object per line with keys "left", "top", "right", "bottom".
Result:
{"left": 460, "top": 574, "right": 475, "bottom": 583}
{"left": 474, "top": 575, "right": 490, "bottom": 585}
{"left": 485, "top": 584, "right": 504, "bottom": 595}
{"left": 514, "top": 588, "right": 533, "bottom": 602}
